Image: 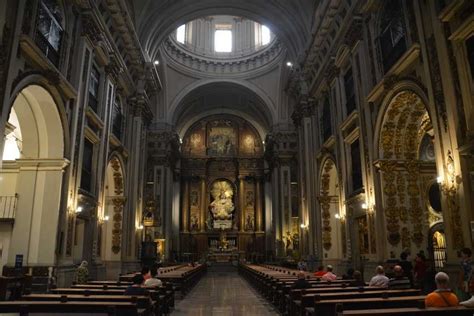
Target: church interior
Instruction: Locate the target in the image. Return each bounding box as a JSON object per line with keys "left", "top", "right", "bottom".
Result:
{"left": 0, "top": 0, "right": 474, "bottom": 315}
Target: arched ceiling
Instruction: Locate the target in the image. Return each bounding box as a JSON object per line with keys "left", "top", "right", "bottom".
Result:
{"left": 174, "top": 82, "right": 272, "bottom": 139}
{"left": 133, "top": 0, "right": 315, "bottom": 62}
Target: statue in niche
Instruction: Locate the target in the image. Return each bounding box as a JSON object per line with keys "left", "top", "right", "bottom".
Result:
{"left": 190, "top": 191, "right": 199, "bottom": 207}
{"left": 245, "top": 191, "right": 254, "bottom": 207}
{"left": 209, "top": 180, "right": 234, "bottom": 221}
{"left": 245, "top": 214, "right": 254, "bottom": 231}
{"left": 284, "top": 231, "right": 292, "bottom": 250}
{"left": 190, "top": 215, "right": 199, "bottom": 231}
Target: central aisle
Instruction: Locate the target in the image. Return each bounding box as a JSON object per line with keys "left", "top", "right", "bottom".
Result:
{"left": 171, "top": 271, "right": 278, "bottom": 315}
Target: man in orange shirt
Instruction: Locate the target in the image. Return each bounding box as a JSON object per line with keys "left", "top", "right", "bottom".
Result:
{"left": 425, "top": 272, "right": 459, "bottom": 307}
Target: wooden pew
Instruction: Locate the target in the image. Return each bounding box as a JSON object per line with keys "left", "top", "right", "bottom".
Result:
{"left": 295, "top": 289, "right": 420, "bottom": 315}
{"left": 305, "top": 295, "right": 426, "bottom": 316}
{"left": 0, "top": 300, "right": 143, "bottom": 315}
{"left": 341, "top": 306, "right": 474, "bottom": 315}
{"left": 76, "top": 283, "right": 174, "bottom": 312}
{"left": 22, "top": 294, "right": 151, "bottom": 309}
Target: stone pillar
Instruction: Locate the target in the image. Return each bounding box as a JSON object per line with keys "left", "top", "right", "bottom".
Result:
{"left": 8, "top": 159, "right": 69, "bottom": 266}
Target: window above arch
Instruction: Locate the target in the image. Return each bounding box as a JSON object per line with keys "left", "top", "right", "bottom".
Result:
{"left": 378, "top": 0, "right": 407, "bottom": 73}
{"left": 36, "top": 0, "right": 64, "bottom": 66}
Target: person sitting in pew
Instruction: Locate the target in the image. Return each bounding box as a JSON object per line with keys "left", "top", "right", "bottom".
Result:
{"left": 388, "top": 265, "right": 411, "bottom": 289}
{"left": 369, "top": 266, "right": 389, "bottom": 288}
{"left": 314, "top": 265, "right": 326, "bottom": 277}
{"left": 141, "top": 266, "right": 151, "bottom": 281}
{"left": 349, "top": 270, "right": 365, "bottom": 287}
{"left": 125, "top": 274, "right": 148, "bottom": 296}
{"left": 75, "top": 260, "right": 89, "bottom": 284}
{"left": 144, "top": 264, "right": 163, "bottom": 288}
{"left": 321, "top": 265, "right": 337, "bottom": 281}
{"left": 425, "top": 272, "right": 459, "bottom": 307}
{"left": 342, "top": 268, "right": 355, "bottom": 280}
{"left": 292, "top": 271, "right": 311, "bottom": 289}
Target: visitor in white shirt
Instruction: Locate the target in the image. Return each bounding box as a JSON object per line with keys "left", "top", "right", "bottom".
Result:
{"left": 144, "top": 264, "right": 163, "bottom": 288}
{"left": 369, "top": 265, "right": 389, "bottom": 288}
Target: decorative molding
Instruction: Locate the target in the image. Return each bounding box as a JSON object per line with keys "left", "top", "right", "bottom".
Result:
{"left": 163, "top": 37, "right": 284, "bottom": 78}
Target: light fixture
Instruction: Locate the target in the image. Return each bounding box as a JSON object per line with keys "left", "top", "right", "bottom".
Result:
{"left": 335, "top": 214, "right": 340, "bottom": 219}
{"left": 361, "top": 203, "right": 368, "bottom": 210}
{"left": 154, "top": 60, "right": 160, "bottom": 65}
{"left": 286, "top": 61, "right": 293, "bottom": 67}
{"left": 436, "top": 176, "right": 443, "bottom": 183}
{"left": 137, "top": 225, "right": 144, "bottom": 230}
{"left": 300, "top": 223, "right": 305, "bottom": 228}
{"left": 104, "top": 215, "right": 109, "bottom": 221}
{"left": 75, "top": 206, "right": 83, "bottom": 214}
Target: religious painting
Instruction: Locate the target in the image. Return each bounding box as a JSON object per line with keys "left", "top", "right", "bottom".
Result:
{"left": 182, "top": 124, "right": 206, "bottom": 156}
{"left": 207, "top": 122, "right": 236, "bottom": 156}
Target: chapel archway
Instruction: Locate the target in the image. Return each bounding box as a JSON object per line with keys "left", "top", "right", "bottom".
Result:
{"left": 319, "top": 158, "right": 344, "bottom": 266}
{"left": 0, "top": 84, "right": 67, "bottom": 270}
{"left": 101, "top": 156, "right": 126, "bottom": 279}
{"left": 375, "top": 89, "right": 443, "bottom": 262}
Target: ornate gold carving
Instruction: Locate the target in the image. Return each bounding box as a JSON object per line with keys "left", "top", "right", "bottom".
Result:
{"left": 111, "top": 197, "right": 125, "bottom": 254}
{"left": 110, "top": 157, "right": 123, "bottom": 195}
{"left": 406, "top": 161, "right": 423, "bottom": 247}
{"left": 380, "top": 160, "right": 400, "bottom": 245}
{"left": 320, "top": 160, "right": 335, "bottom": 250}
{"left": 379, "top": 91, "right": 432, "bottom": 247}
{"left": 441, "top": 151, "right": 463, "bottom": 249}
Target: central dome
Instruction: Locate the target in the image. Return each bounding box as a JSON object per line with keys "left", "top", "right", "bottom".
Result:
{"left": 170, "top": 15, "right": 276, "bottom": 59}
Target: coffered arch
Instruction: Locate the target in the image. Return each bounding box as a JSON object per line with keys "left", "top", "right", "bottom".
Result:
{"left": 172, "top": 80, "right": 276, "bottom": 137}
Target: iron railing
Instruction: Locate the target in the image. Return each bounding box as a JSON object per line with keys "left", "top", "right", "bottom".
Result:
{"left": 0, "top": 194, "right": 18, "bottom": 220}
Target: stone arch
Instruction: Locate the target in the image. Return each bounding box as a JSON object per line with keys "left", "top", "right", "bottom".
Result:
{"left": 6, "top": 75, "right": 71, "bottom": 159}
{"left": 1, "top": 83, "right": 68, "bottom": 268}
{"left": 319, "top": 157, "right": 344, "bottom": 261}
{"left": 374, "top": 87, "right": 445, "bottom": 258}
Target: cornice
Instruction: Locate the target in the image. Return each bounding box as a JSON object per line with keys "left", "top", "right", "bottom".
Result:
{"left": 162, "top": 37, "right": 285, "bottom": 79}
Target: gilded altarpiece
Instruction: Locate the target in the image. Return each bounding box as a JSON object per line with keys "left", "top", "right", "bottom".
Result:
{"left": 180, "top": 115, "right": 265, "bottom": 257}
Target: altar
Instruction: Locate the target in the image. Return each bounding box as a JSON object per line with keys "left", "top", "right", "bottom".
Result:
{"left": 207, "top": 250, "right": 239, "bottom": 263}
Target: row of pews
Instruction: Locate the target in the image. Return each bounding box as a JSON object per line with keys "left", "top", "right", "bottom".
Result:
{"left": 239, "top": 263, "right": 474, "bottom": 316}
{"left": 0, "top": 263, "right": 206, "bottom": 315}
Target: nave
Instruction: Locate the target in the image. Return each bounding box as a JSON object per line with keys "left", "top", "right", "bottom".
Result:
{"left": 172, "top": 270, "right": 276, "bottom": 316}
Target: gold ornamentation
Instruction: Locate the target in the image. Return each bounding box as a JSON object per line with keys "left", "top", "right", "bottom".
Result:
{"left": 320, "top": 159, "right": 335, "bottom": 250}
{"left": 112, "top": 197, "right": 125, "bottom": 254}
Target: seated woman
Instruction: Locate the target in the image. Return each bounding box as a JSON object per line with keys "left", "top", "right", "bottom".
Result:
{"left": 144, "top": 264, "right": 163, "bottom": 288}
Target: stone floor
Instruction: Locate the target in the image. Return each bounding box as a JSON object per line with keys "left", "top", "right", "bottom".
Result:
{"left": 171, "top": 272, "right": 279, "bottom": 315}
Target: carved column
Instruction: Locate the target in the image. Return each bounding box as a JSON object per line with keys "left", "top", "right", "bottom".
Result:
{"left": 255, "top": 177, "right": 263, "bottom": 232}
{"left": 200, "top": 177, "right": 206, "bottom": 232}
